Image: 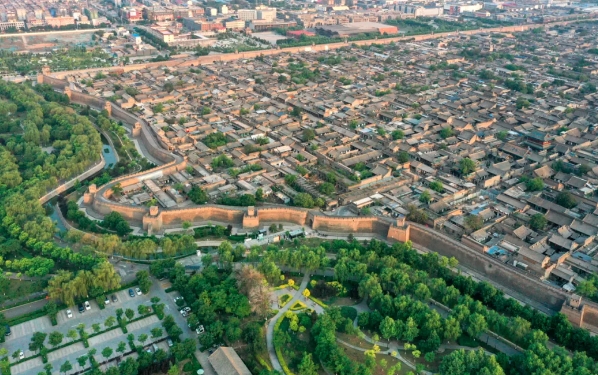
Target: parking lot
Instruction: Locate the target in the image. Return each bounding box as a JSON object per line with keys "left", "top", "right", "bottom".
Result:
{"left": 4, "top": 287, "right": 166, "bottom": 375}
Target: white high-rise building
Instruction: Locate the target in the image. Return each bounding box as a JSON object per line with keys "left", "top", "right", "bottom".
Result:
{"left": 237, "top": 9, "right": 256, "bottom": 21}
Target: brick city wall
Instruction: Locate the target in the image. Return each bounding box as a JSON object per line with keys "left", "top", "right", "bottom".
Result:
{"left": 44, "top": 21, "right": 586, "bottom": 80}
{"left": 40, "top": 75, "right": 178, "bottom": 166}
{"left": 311, "top": 215, "right": 391, "bottom": 235}
{"left": 160, "top": 205, "right": 246, "bottom": 226}
{"left": 258, "top": 207, "right": 309, "bottom": 226}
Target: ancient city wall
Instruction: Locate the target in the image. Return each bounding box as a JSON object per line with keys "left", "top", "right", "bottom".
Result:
{"left": 311, "top": 215, "right": 391, "bottom": 236}
{"left": 160, "top": 205, "right": 246, "bottom": 226}
{"left": 40, "top": 75, "right": 178, "bottom": 167}
{"left": 92, "top": 200, "right": 147, "bottom": 222}
{"left": 257, "top": 207, "right": 309, "bottom": 226}
{"left": 43, "top": 20, "right": 586, "bottom": 80}
{"left": 408, "top": 223, "right": 567, "bottom": 310}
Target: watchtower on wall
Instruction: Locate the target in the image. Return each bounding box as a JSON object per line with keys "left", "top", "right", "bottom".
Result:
{"left": 83, "top": 184, "right": 97, "bottom": 205}
{"left": 142, "top": 206, "right": 162, "bottom": 235}
{"left": 387, "top": 215, "right": 410, "bottom": 242}
{"left": 132, "top": 122, "right": 142, "bottom": 137}
{"left": 243, "top": 206, "right": 260, "bottom": 229}
{"left": 561, "top": 294, "right": 584, "bottom": 327}
{"left": 104, "top": 101, "right": 112, "bottom": 116}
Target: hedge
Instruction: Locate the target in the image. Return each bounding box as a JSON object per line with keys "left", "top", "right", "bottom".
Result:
{"left": 308, "top": 296, "right": 328, "bottom": 309}
{"left": 289, "top": 301, "right": 306, "bottom": 311}
{"left": 257, "top": 355, "right": 272, "bottom": 371}
{"left": 273, "top": 316, "right": 295, "bottom": 375}
{"left": 7, "top": 308, "right": 47, "bottom": 326}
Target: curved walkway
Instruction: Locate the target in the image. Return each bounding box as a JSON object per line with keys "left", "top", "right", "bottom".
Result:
{"left": 266, "top": 273, "right": 310, "bottom": 372}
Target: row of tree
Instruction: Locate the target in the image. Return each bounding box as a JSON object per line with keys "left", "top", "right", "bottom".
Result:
{"left": 47, "top": 262, "right": 121, "bottom": 307}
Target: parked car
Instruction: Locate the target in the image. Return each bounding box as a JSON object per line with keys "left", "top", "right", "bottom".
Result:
{"left": 66, "top": 309, "right": 73, "bottom": 319}
{"left": 84, "top": 301, "right": 91, "bottom": 311}
{"left": 167, "top": 339, "right": 174, "bottom": 347}
{"left": 129, "top": 289, "right": 135, "bottom": 297}
{"left": 104, "top": 297, "right": 110, "bottom": 305}
{"left": 5, "top": 325, "right": 11, "bottom": 336}
{"left": 18, "top": 351, "right": 24, "bottom": 360}
{"left": 135, "top": 288, "right": 142, "bottom": 296}
{"left": 196, "top": 325, "right": 205, "bottom": 335}
{"left": 78, "top": 303, "right": 85, "bottom": 313}
{"left": 111, "top": 294, "right": 118, "bottom": 303}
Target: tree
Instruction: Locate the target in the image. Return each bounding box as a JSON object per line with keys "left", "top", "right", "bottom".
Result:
{"left": 302, "top": 289, "right": 311, "bottom": 300}
{"left": 556, "top": 191, "right": 577, "bottom": 209}
{"left": 111, "top": 183, "right": 123, "bottom": 196}
{"left": 138, "top": 333, "right": 148, "bottom": 345}
{"left": 29, "top": 332, "right": 47, "bottom": 353}
{"left": 76, "top": 355, "right": 87, "bottom": 368}
{"left": 293, "top": 193, "right": 315, "bottom": 208}
{"left": 496, "top": 131, "right": 508, "bottom": 141}
{"left": 104, "top": 316, "right": 116, "bottom": 328}
{"left": 255, "top": 188, "right": 264, "bottom": 201}
{"left": 466, "top": 313, "right": 488, "bottom": 338}
{"left": 444, "top": 317, "right": 461, "bottom": 342}
{"left": 151, "top": 327, "right": 163, "bottom": 338}
{"left": 125, "top": 308, "right": 135, "bottom": 320}
{"left": 116, "top": 341, "right": 127, "bottom": 355}
{"left": 136, "top": 270, "right": 152, "bottom": 294}
{"left": 464, "top": 215, "right": 483, "bottom": 232}
{"left": 236, "top": 266, "right": 272, "bottom": 318}
{"left": 60, "top": 360, "right": 72, "bottom": 374}
{"left": 297, "top": 353, "right": 318, "bottom": 375}
{"left": 419, "top": 191, "right": 432, "bottom": 204}
{"left": 459, "top": 158, "right": 477, "bottom": 175}
{"left": 402, "top": 317, "right": 419, "bottom": 342}
{"left": 398, "top": 151, "right": 409, "bottom": 163}
{"left": 429, "top": 181, "right": 444, "bottom": 193}
{"left": 577, "top": 164, "right": 592, "bottom": 176}
{"left": 525, "top": 177, "right": 544, "bottom": 192}
{"left": 529, "top": 214, "right": 547, "bottom": 231}
{"left": 188, "top": 185, "right": 208, "bottom": 204}
{"left": 380, "top": 316, "right": 396, "bottom": 343}
{"left": 67, "top": 330, "right": 78, "bottom": 342}
{"left": 48, "top": 331, "right": 64, "bottom": 347}
{"left": 303, "top": 128, "right": 315, "bottom": 141}
{"left": 391, "top": 130, "right": 404, "bottom": 140}
{"left": 319, "top": 182, "right": 335, "bottom": 195}
{"left": 407, "top": 204, "right": 427, "bottom": 224}
{"left": 101, "top": 347, "right": 113, "bottom": 360}
{"left": 440, "top": 127, "right": 454, "bottom": 139}
{"left": 168, "top": 365, "right": 180, "bottom": 375}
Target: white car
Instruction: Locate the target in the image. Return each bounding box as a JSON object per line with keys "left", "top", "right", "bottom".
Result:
{"left": 19, "top": 351, "right": 24, "bottom": 360}
{"left": 135, "top": 288, "right": 142, "bottom": 295}
{"left": 84, "top": 301, "right": 91, "bottom": 311}
{"left": 66, "top": 309, "right": 73, "bottom": 319}
{"left": 104, "top": 297, "right": 110, "bottom": 305}
{"left": 196, "top": 325, "right": 205, "bottom": 335}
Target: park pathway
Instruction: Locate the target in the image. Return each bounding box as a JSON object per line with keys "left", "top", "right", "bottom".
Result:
{"left": 266, "top": 273, "right": 310, "bottom": 372}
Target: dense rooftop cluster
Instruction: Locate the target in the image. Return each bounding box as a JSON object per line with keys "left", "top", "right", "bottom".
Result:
{"left": 64, "top": 20, "right": 598, "bottom": 296}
